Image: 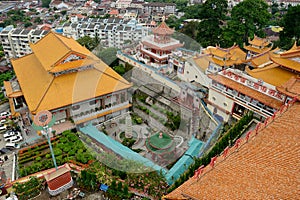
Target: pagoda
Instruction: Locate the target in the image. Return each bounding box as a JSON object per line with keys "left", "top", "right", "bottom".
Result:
{"left": 244, "top": 35, "right": 273, "bottom": 59}
{"left": 139, "top": 20, "right": 183, "bottom": 68}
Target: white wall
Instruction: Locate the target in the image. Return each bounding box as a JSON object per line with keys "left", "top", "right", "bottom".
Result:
{"left": 207, "top": 89, "right": 234, "bottom": 122}
{"left": 177, "top": 61, "right": 211, "bottom": 88}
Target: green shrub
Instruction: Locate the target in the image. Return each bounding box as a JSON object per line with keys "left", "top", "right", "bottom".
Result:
{"left": 45, "top": 154, "right": 51, "bottom": 159}
{"left": 35, "top": 157, "right": 41, "bottom": 161}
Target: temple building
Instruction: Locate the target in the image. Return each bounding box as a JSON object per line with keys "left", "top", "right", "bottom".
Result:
{"left": 206, "top": 68, "right": 286, "bottom": 122}
{"left": 163, "top": 98, "right": 300, "bottom": 200}
{"left": 246, "top": 42, "right": 300, "bottom": 87}
{"left": 244, "top": 35, "right": 273, "bottom": 59}
{"left": 137, "top": 21, "right": 183, "bottom": 68}
{"left": 202, "top": 45, "right": 247, "bottom": 74}
{"left": 4, "top": 32, "right": 132, "bottom": 130}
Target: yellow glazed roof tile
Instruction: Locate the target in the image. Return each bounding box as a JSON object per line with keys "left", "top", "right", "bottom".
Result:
{"left": 11, "top": 32, "right": 131, "bottom": 114}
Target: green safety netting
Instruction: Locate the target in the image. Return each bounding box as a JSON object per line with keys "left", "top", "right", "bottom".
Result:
{"left": 165, "top": 137, "right": 204, "bottom": 185}
{"left": 79, "top": 124, "right": 167, "bottom": 174}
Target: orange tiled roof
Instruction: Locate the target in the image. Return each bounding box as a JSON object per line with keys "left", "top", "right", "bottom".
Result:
{"left": 11, "top": 32, "right": 131, "bottom": 115}
{"left": 193, "top": 55, "right": 211, "bottom": 71}
{"left": 276, "top": 76, "right": 300, "bottom": 98}
{"left": 248, "top": 35, "right": 270, "bottom": 47}
{"left": 49, "top": 57, "right": 97, "bottom": 73}
{"left": 164, "top": 102, "right": 300, "bottom": 200}
{"left": 3, "top": 81, "right": 23, "bottom": 98}
{"left": 249, "top": 52, "right": 273, "bottom": 67}
{"left": 270, "top": 56, "right": 300, "bottom": 73}
{"left": 109, "top": 9, "right": 119, "bottom": 15}
{"left": 142, "top": 40, "right": 183, "bottom": 51}
{"left": 29, "top": 31, "right": 90, "bottom": 72}
{"left": 245, "top": 65, "right": 295, "bottom": 87}
{"left": 279, "top": 42, "right": 300, "bottom": 58}
{"left": 44, "top": 165, "right": 72, "bottom": 191}
{"left": 243, "top": 45, "right": 272, "bottom": 54}
{"left": 152, "top": 21, "right": 174, "bottom": 35}
{"left": 204, "top": 45, "right": 247, "bottom": 67}
{"left": 209, "top": 74, "right": 283, "bottom": 109}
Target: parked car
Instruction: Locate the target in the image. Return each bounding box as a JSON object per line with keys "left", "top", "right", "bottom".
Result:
{"left": 0, "top": 119, "right": 6, "bottom": 124}
{"left": 0, "top": 111, "right": 11, "bottom": 119}
{"left": 0, "top": 148, "right": 10, "bottom": 155}
{"left": 5, "top": 143, "right": 20, "bottom": 150}
{"left": 5, "top": 135, "right": 23, "bottom": 143}
{"left": 3, "top": 130, "right": 15, "bottom": 138}
{"left": 0, "top": 123, "right": 7, "bottom": 132}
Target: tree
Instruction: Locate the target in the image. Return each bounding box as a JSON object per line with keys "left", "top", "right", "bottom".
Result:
{"left": 77, "top": 36, "right": 100, "bottom": 51}
{"left": 95, "top": 47, "right": 118, "bottom": 66}
{"left": 222, "top": 0, "right": 271, "bottom": 47}
{"left": 24, "top": 21, "right": 32, "bottom": 28}
{"left": 196, "top": 0, "right": 228, "bottom": 47}
{"left": 61, "top": 10, "right": 67, "bottom": 15}
{"left": 180, "top": 21, "right": 199, "bottom": 40}
{"left": 34, "top": 17, "right": 42, "bottom": 24}
{"left": 113, "top": 64, "right": 126, "bottom": 75}
{"left": 42, "top": 0, "right": 51, "bottom": 8}
{"left": 278, "top": 5, "right": 300, "bottom": 49}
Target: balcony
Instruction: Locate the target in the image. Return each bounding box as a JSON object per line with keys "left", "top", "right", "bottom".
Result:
{"left": 212, "top": 84, "right": 274, "bottom": 117}
{"left": 73, "top": 101, "right": 129, "bottom": 122}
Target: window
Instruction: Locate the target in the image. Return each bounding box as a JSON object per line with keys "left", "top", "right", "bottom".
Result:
{"left": 195, "top": 75, "right": 198, "bottom": 79}
{"left": 212, "top": 97, "right": 216, "bottom": 101}
{"left": 187, "top": 71, "right": 189, "bottom": 74}
{"left": 223, "top": 102, "right": 228, "bottom": 107}
{"left": 89, "top": 100, "right": 97, "bottom": 105}
{"left": 72, "top": 105, "right": 80, "bottom": 110}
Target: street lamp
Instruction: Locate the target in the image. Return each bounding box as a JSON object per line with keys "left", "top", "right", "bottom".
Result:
{"left": 33, "top": 110, "right": 57, "bottom": 170}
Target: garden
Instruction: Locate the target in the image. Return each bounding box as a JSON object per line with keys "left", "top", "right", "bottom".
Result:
{"left": 13, "top": 176, "right": 44, "bottom": 200}
{"left": 17, "top": 130, "right": 94, "bottom": 177}
{"left": 133, "top": 91, "right": 182, "bottom": 131}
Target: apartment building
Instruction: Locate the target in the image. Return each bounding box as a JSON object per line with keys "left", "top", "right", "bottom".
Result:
{"left": 61, "top": 18, "right": 149, "bottom": 49}
{"left": 0, "top": 26, "right": 48, "bottom": 61}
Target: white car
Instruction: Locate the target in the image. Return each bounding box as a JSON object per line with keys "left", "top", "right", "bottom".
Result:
{"left": 3, "top": 131, "right": 15, "bottom": 139}
{"left": 10, "top": 135, "right": 23, "bottom": 143}
{"left": 4, "top": 135, "right": 22, "bottom": 143}
{"left": 0, "top": 111, "right": 11, "bottom": 119}
{"left": 0, "top": 119, "right": 6, "bottom": 124}
{"left": 5, "top": 143, "right": 20, "bottom": 150}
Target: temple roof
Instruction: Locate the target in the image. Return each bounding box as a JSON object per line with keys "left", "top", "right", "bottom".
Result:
{"left": 11, "top": 32, "right": 131, "bottom": 114}
{"left": 271, "top": 57, "right": 300, "bottom": 73}
{"left": 276, "top": 76, "right": 300, "bottom": 98}
{"left": 29, "top": 31, "right": 91, "bottom": 72}
{"left": 246, "top": 48, "right": 300, "bottom": 86}
{"left": 279, "top": 42, "right": 300, "bottom": 58}
{"left": 245, "top": 65, "right": 294, "bottom": 87}
{"left": 163, "top": 101, "right": 300, "bottom": 200}
{"left": 248, "top": 35, "right": 271, "bottom": 47}
{"left": 243, "top": 36, "right": 272, "bottom": 54}
{"left": 203, "top": 45, "right": 247, "bottom": 67}
{"left": 152, "top": 21, "right": 174, "bottom": 35}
